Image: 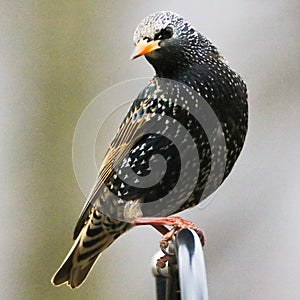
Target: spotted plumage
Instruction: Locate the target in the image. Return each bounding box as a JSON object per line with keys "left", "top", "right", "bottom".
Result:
{"left": 52, "top": 11, "right": 248, "bottom": 288}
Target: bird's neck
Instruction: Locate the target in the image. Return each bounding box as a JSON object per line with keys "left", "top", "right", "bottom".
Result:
{"left": 146, "top": 51, "right": 194, "bottom": 80}
{"left": 154, "top": 64, "right": 190, "bottom": 79}
{"left": 151, "top": 60, "right": 205, "bottom": 89}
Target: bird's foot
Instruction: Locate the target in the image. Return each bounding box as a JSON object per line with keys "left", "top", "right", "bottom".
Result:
{"left": 132, "top": 216, "right": 206, "bottom": 248}
{"left": 156, "top": 254, "right": 169, "bottom": 268}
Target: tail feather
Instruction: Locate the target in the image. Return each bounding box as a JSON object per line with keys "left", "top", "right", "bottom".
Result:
{"left": 51, "top": 238, "right": 103, "bottom": 288}
{"left": 51, "top": 238, "right": 80, "bottom": 287}
{"left": 51, "top": 208, "right": 130, "bottom": 288}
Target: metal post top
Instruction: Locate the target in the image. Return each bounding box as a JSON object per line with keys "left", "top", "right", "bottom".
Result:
{"left": 152, "top": 228, "right": 208, "bottom": 300}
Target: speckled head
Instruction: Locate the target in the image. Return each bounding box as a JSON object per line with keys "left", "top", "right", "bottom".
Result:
{"left": 131, "top": 11, "right": 221, "bottom": 77}
{"left": 133, "top": 11, "right": 196, "bottom": 44}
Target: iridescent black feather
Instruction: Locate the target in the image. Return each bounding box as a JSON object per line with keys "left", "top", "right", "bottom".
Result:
{"left": 52, "top": 11, "right": 248, "bottom": 288}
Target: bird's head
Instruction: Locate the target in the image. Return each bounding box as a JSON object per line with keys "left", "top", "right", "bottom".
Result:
{"left": 132, "top": 11, "right": 221, "bottom": 77}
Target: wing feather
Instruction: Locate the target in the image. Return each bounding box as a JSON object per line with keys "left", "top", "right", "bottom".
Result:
{"left": 73, "top": 104, "right": 149, "bottom": 239}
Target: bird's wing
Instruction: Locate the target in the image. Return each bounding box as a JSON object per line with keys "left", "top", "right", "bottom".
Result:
{"left": 73, "top": 99, "right": 151, "bottom": 239}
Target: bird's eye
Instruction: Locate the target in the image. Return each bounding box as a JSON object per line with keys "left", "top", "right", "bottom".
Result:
{"left": 154, "top": 26, "right": 174, "bottom": 40}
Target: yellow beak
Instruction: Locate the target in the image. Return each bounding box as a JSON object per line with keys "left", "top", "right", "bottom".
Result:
{"left": 131, "top": 39, "right": 161, "bottom": 60}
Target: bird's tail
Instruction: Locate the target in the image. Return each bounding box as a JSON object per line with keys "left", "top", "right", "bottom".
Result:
{"left": 51, "top": 208, "right": 130, "bottom": 288}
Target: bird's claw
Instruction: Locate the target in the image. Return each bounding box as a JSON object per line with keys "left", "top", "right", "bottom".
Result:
{"left": 156, "top": 254, "right": 169, "bottom": 268}
{"left": 133, "top": 216, "right": 206, "bottom": 247}
{"left": 159, "top": 218, "right": 206, "bottom": 248}
{"left": 156, "top": 222, "right": 205, "bottom": 268}
{"left": 160, "top": 226, "right": 177, "bottom": 254}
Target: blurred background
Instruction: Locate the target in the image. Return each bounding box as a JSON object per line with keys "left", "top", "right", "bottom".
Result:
{"left": 1, "top": 1, "right": 299, "bottom": 299}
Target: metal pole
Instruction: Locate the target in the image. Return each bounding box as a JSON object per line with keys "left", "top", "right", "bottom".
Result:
{"left": 176, "top": 229, "right": 208, "bottom": 300}
{"left": 152, "top": 228, "right": 208, "bottom": 300}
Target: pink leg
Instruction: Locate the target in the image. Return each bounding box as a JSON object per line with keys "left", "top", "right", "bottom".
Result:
{"left": 132, "top": 216, "right": 205, "bottom": 247}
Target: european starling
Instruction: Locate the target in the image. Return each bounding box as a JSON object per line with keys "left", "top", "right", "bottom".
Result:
{"left": 52, "top": 11, "right": 248, "bottom": 288}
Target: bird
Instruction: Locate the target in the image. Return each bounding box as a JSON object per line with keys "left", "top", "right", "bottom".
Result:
{"left": 51, "top": 11, "right": 248, "bottom": 288}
